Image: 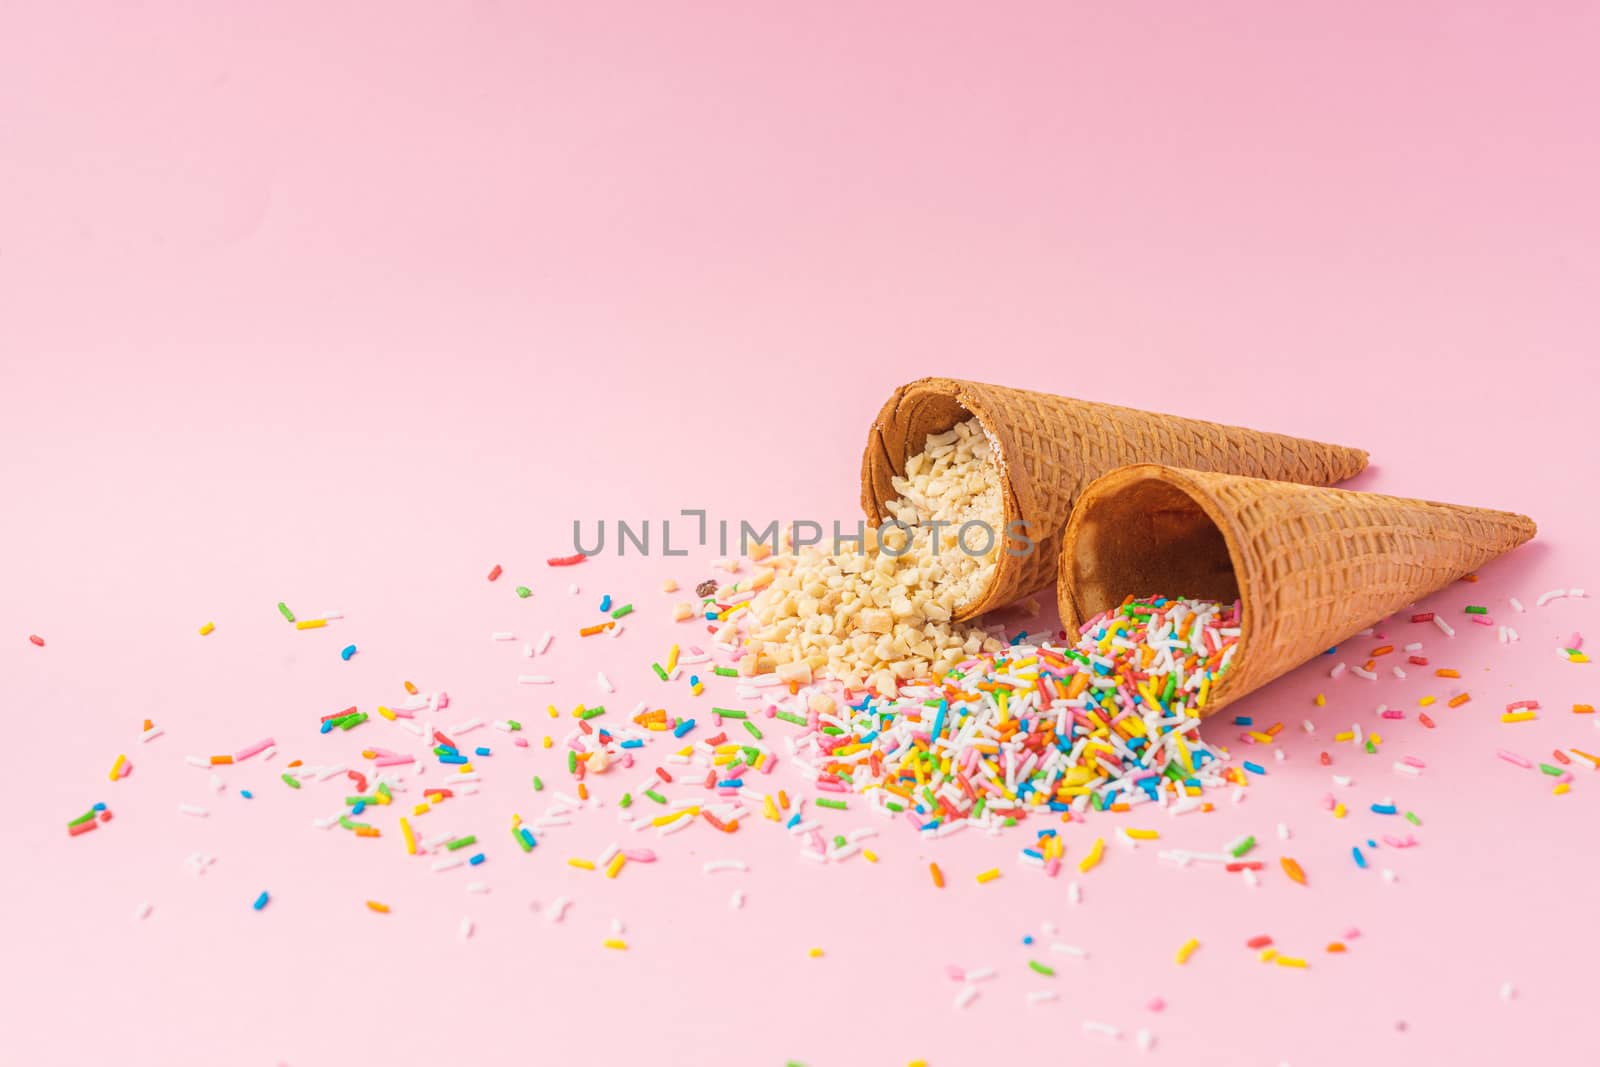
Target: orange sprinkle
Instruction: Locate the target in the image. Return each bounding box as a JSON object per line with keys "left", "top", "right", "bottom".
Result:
{"left": 1370, "top": 645, "right": 1394, "bottom": 657}
{"left": 930, "top": 862, "right": 945, "bottom": 889}
{"left": 1463, "top": 573, "right": 1479, "bottom": 582}
{"left": 1362, "top": 659, "right": 1377, "bottom": 672}
{"left": 1448, "top": 693, "right": 1471, "bottom": 708}
{"left": 354, "top": 826, "right": 381, "bottom": 837}
{"left": 288, "top": 759, "right": 302, "bottom": 768}
{"left": 579, "top": 622, "right": 613, "bottom": 637}
{"left": 1436, "top": 668, "right": 1461, "bottom": 679}
{"left": 366, "top": 900, "right": 391, "bottom": 914}
{"left": 1280, "top": 856, "right": 1307, "bottom": 886}
{"left": 142, "top": 719, "right": 153, "bottom": 731}
{"left": 1326, "top": 942, "right": 1347, "bottom": 953}
{"left": 1575, "top": 704, "right": 1595, "bottom": 714}
{"left": 209, "top": 755, "right": 233, "bottom": 765}
{"left": 403, "top": 681, "right": 418, "bottom": 695}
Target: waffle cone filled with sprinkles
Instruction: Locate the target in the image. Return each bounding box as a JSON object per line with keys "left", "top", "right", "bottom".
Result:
{"left": 1055, "top": 464, "right": 1537, "bottom": 716}
{"left": 860, "top": 377, "right": 1369, "bottom": 621}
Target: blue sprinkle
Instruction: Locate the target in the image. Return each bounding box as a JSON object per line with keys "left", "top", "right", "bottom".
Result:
{"left": 352, "top": 801, "right": 366, "bottom": 815}
{"left": 1036, "top": 828, "right": 1057, "bottom": 838}
{"left": 672, "top": 719, "right": 696, "bottom": 739}
{"left": 1021, "top": 850, "right": 1043, "bottom": 862}
{"left": 620, "top": 739, "right": 643, "bottom": 749}
{"left": 1232, "top": 716, "right": 1253, "bottom": 726}
{"left": 92, "top": 802, "right": 107, "bottom": 812}
{"left": 1352, "top": 846, "right": 1368, "bottom": 869}
{"left": 469, "top": 853, "right": 486, "bottom": 866}
{"left": 785, "top": 813, "right": 801, "bottom": 830}
{"left": 474, "top": 746, "right": 491, "bottom": 757}
{"left": 518, "top": 827, "right": 536, "bottom": 849}
{"left": 1022, "top": 934, "right": 1035, "bottom": 945}
{"left": 439, "top": 754, "right": 468, "bottom": 765}
{"left": 1047, "top": 801, "right": 1070, "bottom": 812}
{"left": 252, "top": 891, "right": 270, "bottom": 911}
{"left": 1324, "top": 646, "right": 1337, "bottom": 655}
{"left": 1370, "top": 803, "right": 1398, "bottom": 815}
{"left": 918, "top": 820, "right": 940, "bottom": 832}
{"left": 320, "top": 720, "right": 336, "bottom": 734}
{"left": 599, "top": 594, "right": 612, "bottom": 612}
{"left": 1243, "top": 760, "right": 1266, "bottom": 775}
{"left": 1367, "top": 839, "right": 1378, "bottom": 848}
{"left": 689, "top": 675, "right": 700, "bottom": 687}
{"left": 1010, "top": 631, "right": 1028, "bottom": 646}
{"left": 240, "top": 790, "right": 253, "bottom": 800}
{"left": 340, "top": 644, "right": 357, "bottom": 661}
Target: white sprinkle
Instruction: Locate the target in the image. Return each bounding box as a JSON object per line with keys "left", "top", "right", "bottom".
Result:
{"left": 140, "top": 727, "right": 164, "bottom": 743}
{"left": 1434, "top": 616, "right": 1456, "bottom": 638}
{"left": 135, "top": 902, "right": 153, "bottom": 920}
{"left": 1332, "top": 774, "right": 1352, "bottom": 787}
{"left": 1571, "top": 588, "right": 1587, "bottom": 598}
{"left": 492, "top": 632, "right": 516, "bottom": 641}
{"left": 1537, "top": 589, "right": 1566, "bottom": 607}
{"left": 954, "top": 985, "right": 980, "bottom": 1010}
{"left": 1393, "top": 761, "right": 1422, "bottom": 776}
{"left": 1302, "top": 719, "right": 1316, "bottom": 733}
{"left": 261, "top": 747, "right": 276, "bottom": 761}
{"left": 610, "top": 917, "right": 625, "bottom": 935}
{"left": 1500, "top": 981, "right": 1517, "bottom": 1002}
{"left": 965, "top": 967, "right": 996, "bottom": 982}
{"left": 1329, "top": 662, "right": 1347, "bottom": 679}
{"left": 1392, "top": 666, "right": 1407, "bottom": 679}
{"left": 1404, "top": 641, "right": 1423, "bottom": 652}
{"left": 312, "top": 814, "right": 340, "bottom": 829}
{"left": 1382, "top": 868, "right": 1398, "bottom": 883}
{"left": 1273, "top": 748, "right": 1286, "bottom": 762}
{"left": 1083, "top": 1021, "right": 1121, "bottom": 1039}
{"left": 1050, "top": 942, "right": 1088, "bottom": 958}
{"left": 1505, "top": 627, "right": 1519, "bottom": 642}
{"left": 1276, "top": 822, "right": 1291, "bottom": 840}
{"left": 459, "top": 917, "right": 474, "bottom": 940}
{"left": 466, "top": 882, "right": 490, "bottom": 895}
{"left": 598, "top": 842, "right": 621, "bottom": 866}
{"left": 522, "top": 642, "right": 534, "bottom": 658}
{"left": 568, "top": 584, "right": 580, "bottom": 595}
{"left": 185, "top": 755, "right": 209, "bottom": 768}
{"left": 178, "top": 804, "right": 209, "bottom": 817}
{"left": 1026, "top": 990, "right": 1058, "bottom": 1004}
{"left": 1243, "top": 867, "right": 1260, "bottom": 888}
{"left": 1136, "top": 1028, "right": 1156, "bottom": 1052}
{"left": 729, "top": 890, "right": 745, "bottom": 910}
{"left": 598, "top": 672, "right": 615, "bottom": 694}
{"left": 546, "top": 896, "right": 571, "bottom": 923}
{"left": 431, "top": 858, "right": 465, "bottom": 873}
{"left": 323, "top": 610, "right": 343, "bottom": 620}
{"left": 209, "top": 773, "right": 225, "bottom": 792}
{"left": 1068, "top": 881, "right": 1083, "bottom": 905}
{"left": 609, "top": 623, "right": 625, "bottom": 638}
{"left": 518, "top": 675, "right": 554, "bottom": 685}
{"left": 1350, "top": 666, "right": 1378, "bottom": 681}
{"left": 449, "top": 718, "right": 484, "bottom": 735}
{"left": 1510, "top": 597, "right": 1525, "bottom": 613}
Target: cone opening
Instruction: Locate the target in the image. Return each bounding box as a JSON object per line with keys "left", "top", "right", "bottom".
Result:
{"left": 1062, "top": 471, "right": 1242, "bottom": 628}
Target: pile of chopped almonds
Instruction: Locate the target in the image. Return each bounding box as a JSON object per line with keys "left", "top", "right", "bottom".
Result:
{"left": 719, "top": 417, "right": 1008, "bottom": 694}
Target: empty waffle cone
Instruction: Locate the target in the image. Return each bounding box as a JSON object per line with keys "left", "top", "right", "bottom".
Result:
{"left": 861, "top": 378, "right": 1369, "bottom": 620}
{"left": 1056, "top": 465, "right": 1537, "bottom": 715}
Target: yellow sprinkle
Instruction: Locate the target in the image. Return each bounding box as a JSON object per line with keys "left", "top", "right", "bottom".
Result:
{"left": 1419, "top": 696, "right": 1436, "bottom": 707}
{"left": 863, "top": 849, "right": 878, "bottom": 863}
{"left": 1501, "top": 711, "right": 1537, "bottom": 723}
{"left": 975, "top": 868, "right": 1001, "bottom": 884}
{"left": 1078, "top": 836, "right": 1106, "bottom": 874}
{"left": 1248, "top": 731, "right": 1274, "bottom": 744}
{"left": 666, "top": 644, "right": 679, "bottom": 674}
{"left": 412, "top": 802, "right": 430, "bottom": 816}
{"left": 763, "top": 795, "right": 780, "bottom": 821}
{"left": 377, "top": 705, "right": 396, "bottom": 721}
{"left": 1259, "top": 948, "right": 1278, "bottom": 962}
{"left": 400, "top": 816, "right": 416, "bottom": 855}
{"left": 547, "top": 704, "right": 559, "bottom": 718}
{"left": 602, "top": 938, "right": 627, "bottom": 951}
{"left": 1124, "top": 828, "right": 1160, "bottom": 840}
{"left": 366, "top": 900, "right": 390, "bottom": 914}
{"left": 1572, "top": 653, "right": 1592, "bottom": 664}
{"left": 460, "top": 764, "right": 474, "bottom": 773}
{"left": 1314, "top": 693, "right": 1326, "bottom": 706}
{"left": 294, "top": 618, "right": 327, "bottom": 630}
{"left": 652, "top": 810, "right": 693, "bottom": 827}
{"left": 1370, "top": 733, "right": 1382, "bottom": 745}
{"left": 198, "top": 622, "right": 214, "bottom": 636}
{"left": 1333, "top": 802, "right": 1347, "bottom": 818}
{"left": 108, "top": 754, "right": 126, "bottom": 781}
{"left": 543, "top": 736, "right": 553, "bottom": 748}
{"left": 1554, "top": 783, "right": 1570, "bottom": 795}
{"left": 1175, "top": 937, "right": 1200, "bottom": 965}
{"left": 1275, "top": 955, "right": 1308, "bottom": 968}
{"left": 605, "top": 852, "right": 626, "bottom": 879}
{"left": 808, "top": 947, "right": 824, "bottom": 958}
{"left": 1334, "top": 731, "right": 1354, "bottom": 742}
{"left": 568, "top": 858, "right": 596, "bottom": 871}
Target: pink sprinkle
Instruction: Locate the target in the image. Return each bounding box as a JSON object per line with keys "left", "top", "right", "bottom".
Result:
{"left": 1381, "top": 710, "right": 1405, "bottom": 720}
{"left": 1238, "top": 733, "right": 1257, "bottom": 745}
{"left": 946, "top": 965, "right": 967, "bottom": 982}
{"left": 514, "top": 738, "right": 529, "bottom": 748}
{"left": 1402, "top": 756, "right": 1427, "bottom": 768}
{"left": 1572, "top": 632, "right": 1585, "bottom": 650}
{"left": 1557, "top": 771, "right": 1574, "bottom": 784}
{"left": 232, "top": 737, "right": 275, "bottom": 761}
{"left": 903, "top": 812, "right": 925, "bottom": 833}
{"left": 118, "top": 760, "right": 133, "bottom": 778}
{"left": 436, "top": 692, "right": 450, "bottom": 708}
{"left": 622, "top": 849, "right": 657, "bottom": 862}
{"left": 1382, "top": 834, "right": 1418, "bottom": 848}
{"left": 373, "top": 755, "right": 414, "bottom": 767}
{"left": 1506, "top": 700, "right": 1541, "bottom": 712}
{"left": 763, "top": 705, "right": 777, "bottom": 719}
{"left": 1146, "top": 997, "right": 1166, "bottom": 1012}
{"left": 1344, "top": 927, "right": 1362, "bottom": 939}
{"left": 761, "top": 755, "right": 778, "bottom": 774}
{"left": 1471, "top": 615, "right": 1495, "bottom": 627}
{"left": 816, "top": 780, "right": 846, "bottom": 794}
{"left": 566, "top": 738, "right": 586, "bottom": 753}
{"left": 1044, "top": 857, "right": 1061, "bottom": 877}
{"left": 1321, "top": 793, "right": 1336, "bottom": 810}
{"left": 1497, "top": 750, "right": 1533, "bottom": 769}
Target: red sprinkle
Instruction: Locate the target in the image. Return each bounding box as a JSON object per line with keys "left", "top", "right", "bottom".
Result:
{"left": 1410, "top": 613, "right": 1434, "bottom": 623}
{"left": 1408, "top": 655, "right": 1429, "bottom": 666}
{"left": 1226, "top": 861, "right": 1264, "bottom": 872}
{"left": 701, "top": 811, "right": 728, "bottom": 831}
{"left": 28, "top": 634, "right": 45, "bottom": 647}
{"left": 68, "top": 820, "right": 98, "bottom": 837}
{"left": 1553, "top": 750, "right": 1572, "bottom": 765}
{"left": 1419, "top": 712, "right": 1437, "bottom": 729}
{"left": 1246, "top": 935, "right": 1274, "bottom": 949}
{"left": 1506, "top": 700, "right": 1541, "bottom": 712}
{"left": 487, "top": 564, "right": 503, "bottom": 582}
{"left": 433, "top": 730, "right": 456, "bottom": 749}
{"left": 546, "top": 554, "right": 587, "bottom": 567}
{"left": 654, "top": 766, "right": 674, "bottom": 783}
{"left": 347, "top": 769, "right": 368, "bottom": 793}
{"left": 322, "top": 706, "right": 359, "bottom": 722}
{"left": 1319, "top": 752, "right": 1331, "bottom": 765}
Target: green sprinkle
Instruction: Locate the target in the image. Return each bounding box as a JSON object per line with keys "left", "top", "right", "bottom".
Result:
{"left": 610, "top": 604, "right": 634, "bottom": 619}
{"left": 1002, "top": 817, "right": 1017, "bottom": 827}
{"left": 743, "top": 720, "right": 764, "bottom": 740}
{"left": 281, "top": 774, "right": 301, "bottom": 789}
{"left": 377, "top": 782, "right": 392, "bottom": 799}
{"left": 885, "top": 801, "right": 904, "bottom": 813}
{"left": 1539, "top": 763, "right": 1563, "bottom": 776}
{"left": 567, "top": 751, "right": 577, "bottom": 773}
{"left": 832, "top": 835, "right": 848, "bottom": 849}
{"left": 514, "top": 585, "right": 532, "bottom": 598}
{"left": 513, "top": 826, "right": 533, "bottom": 851}
{"left": 972, "top": 798, "right": 986, "bottom": 819}
{"left": 713, "top": 707, "right": 747, "bottom": 719}
{"left": 446, "top": 835, "right": 478, "bottom": 852}
{"left": 1028, "top": 960, "right": 1056, "bottom": 977}
{"left": 338, "top": 815, "right": 357, "bottom": 830}
{"left": 1404, "top": 810, "right": 1421, "bottom": 826}
{"left": 277, "top": 601, "right": 295, "bottom": 623}
{"left": 620, "top": 792, "right": 633, "bottom": 809}
{"left": 1229, "top": 835, "right": 1257, "bottom": 858}
{"left": 1464, "top": 605, "right": 1488, "bottom": 614}
{"left": 714, "top": 667, "right": 739, "bottom": 677}
{"left": 532, "top": 776, "right": 544, "bottom": 791}
{"left": 1090, "top": 793, "right": 1105, "bottom": 812}
{"left": 344, "top": 795, "right": 373, "bottom": 805}
{"left": 815, "top": 797, "right": 848, "bottom": 811}
{"left": 579, "top": 706, "right": 606, "bottom": 720}
{"left": 338, "top": 711, "right": 368, "bottom": 730}
{"left": 1364, "top": 738, "right": 1377, "bottom": 754}
{"left": 652, "top": 662, "right": 668, "bottom": 681}
{"left": 67, "top": 810, "right": 96, "bottom": 827}
{"left": 776, "top": 711, "right": 808, "bottom": 726}
{"left": 507, "top": 719, "right": 521, "bottom": 731}
{"left": 644, "top": 789, "right": 668, "bottom": 805}
{"left": 820, "top": 725, "right": 844, "bottom": 737}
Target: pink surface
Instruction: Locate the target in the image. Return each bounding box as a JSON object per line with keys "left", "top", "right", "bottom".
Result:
{"left": 3, "top": 3, "right": 1598, "bottom": 1064}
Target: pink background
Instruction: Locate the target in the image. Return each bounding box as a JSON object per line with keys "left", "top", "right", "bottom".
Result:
{"left": 3, "top": 3, "right": 1598, "bottom": 1064}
